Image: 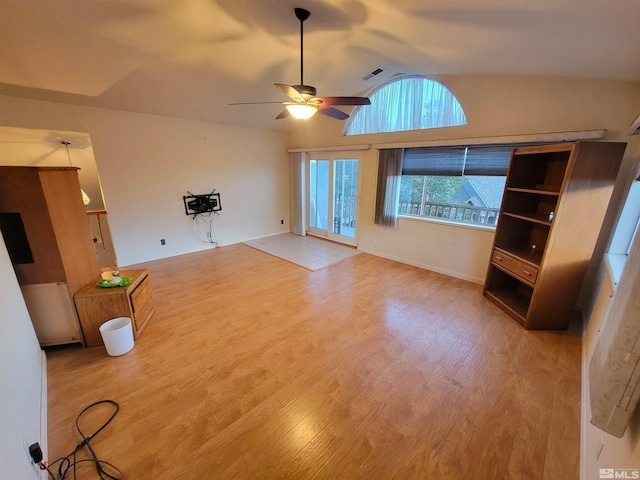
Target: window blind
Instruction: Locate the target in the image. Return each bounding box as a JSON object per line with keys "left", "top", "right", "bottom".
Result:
{"left": 401, "top": 144, "right": 542, "bottom": 176}
{"left": 402, "top": 147, "right": 466, "bottom": 176}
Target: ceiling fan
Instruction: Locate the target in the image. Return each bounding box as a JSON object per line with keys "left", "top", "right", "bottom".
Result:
{"left": 231, "top": 7, "right": 371, "bottom": 121}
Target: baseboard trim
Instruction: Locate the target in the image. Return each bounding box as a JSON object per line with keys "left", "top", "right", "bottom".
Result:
{"left": 357, "top": 247, "right": 485, "bottom": 284}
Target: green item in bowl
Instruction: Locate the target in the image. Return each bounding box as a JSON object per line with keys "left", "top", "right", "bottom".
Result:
{"left": 97, "top": 277, "right": 132, "bottom": 288}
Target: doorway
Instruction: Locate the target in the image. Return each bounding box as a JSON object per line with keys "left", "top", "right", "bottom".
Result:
{"left": 0, "top": 126, "right": 117, "bottom": 267}
{"left": 307, "top": 153, "right": 360, "bottom": 246}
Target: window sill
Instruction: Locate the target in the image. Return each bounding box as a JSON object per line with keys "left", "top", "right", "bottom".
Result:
{"left": 399, "top": 214, "right": 497, "bottom": 233}
{"left": 604, "top": 253, "right": 627, "bottom": 294}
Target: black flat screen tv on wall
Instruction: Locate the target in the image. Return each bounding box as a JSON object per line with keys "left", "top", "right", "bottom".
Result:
{"left": 0, "top": 212, "right": 34, "bottom": 264}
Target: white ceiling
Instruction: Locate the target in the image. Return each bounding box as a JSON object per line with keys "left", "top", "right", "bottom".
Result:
{"left": 1, "top": 0, "right": 639, "bottom": 130}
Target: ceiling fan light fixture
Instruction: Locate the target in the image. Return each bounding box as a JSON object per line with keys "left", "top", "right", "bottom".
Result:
{"left": 81, "top": 189, "right": 91, "bottom": 205}
{"left": 286, "top": 104, "right": 318, "bottom": 120}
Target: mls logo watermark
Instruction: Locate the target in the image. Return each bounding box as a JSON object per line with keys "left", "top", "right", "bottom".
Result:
{"left": 600, "top": 469, "right": 640, "bottom": 479}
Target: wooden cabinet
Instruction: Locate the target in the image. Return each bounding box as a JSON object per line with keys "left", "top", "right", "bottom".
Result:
{"left": 0, "top": 166, "right": 101, "bottom": 345}
{"left": 483, "top": 141, "right": 626, "bottom": 329}
{"left": 74, "top": 269, "right": 155, "bottom": 347}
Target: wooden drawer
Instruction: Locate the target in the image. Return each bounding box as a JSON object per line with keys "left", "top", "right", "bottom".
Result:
{"left": 131, "top": 275, "right": 152, "bottom": 312}
{"left": 492, "top": 249, "right": 538, "bottom": 285}
{"left": 130, "top": 276, "right": 154, "bottom": 336}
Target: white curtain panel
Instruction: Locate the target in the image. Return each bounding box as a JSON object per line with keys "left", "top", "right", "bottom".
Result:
{"left": 291, "top": 152, "right": 306, "bottom": 236}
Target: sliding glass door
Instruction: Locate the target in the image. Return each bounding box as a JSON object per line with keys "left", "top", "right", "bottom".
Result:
{"left": 309, "top": 159, "right": 329, "bottom": 232}
{"left": 307, "top": 154, "right": 359, "bottom": 246}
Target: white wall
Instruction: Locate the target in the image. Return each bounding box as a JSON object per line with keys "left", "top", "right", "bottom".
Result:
{"left": 289, "top": 75, "right": 640, "bottom": 283}
{"left": 581, "top": 250, "right": 640, "bottom": 480}
{"left": 0, "top": 95, "right": 291, "bottom": 266}
{"left": 1, "top": 77, "right": 636, "bottom": 272}
{"left": 358, "top": 214, "right": 495, "bottom": 283}
{"left": 0, "top": 232, "right": 46, "bottom": 479}
{"left": 581, "top": 139, "right": 640, "bottom": 480}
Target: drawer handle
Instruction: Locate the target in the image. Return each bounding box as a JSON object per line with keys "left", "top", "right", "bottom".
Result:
{"left": 495, "top": 255, "right": 503, "bottom": 261}
{"left": 522, "top": 270, "right": 532, "bottom": 276}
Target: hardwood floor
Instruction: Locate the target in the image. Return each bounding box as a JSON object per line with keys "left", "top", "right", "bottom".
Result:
{"left": 46, "top": 244, "right": 581, "bottom": 479}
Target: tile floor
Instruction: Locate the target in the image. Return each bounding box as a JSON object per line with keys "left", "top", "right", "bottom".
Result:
{"left": 243, "top": 233, "right": 359, "bottom": 271}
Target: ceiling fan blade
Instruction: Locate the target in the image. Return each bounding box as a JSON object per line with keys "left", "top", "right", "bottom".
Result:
{"left": 319, "top": 97, "right": 371, "bottom": 106}
{"left": 318, "top": 104, "right": 349, "bottom": 120}
{"left": 275, "top": 109, "right": 290, "bottom": 120}
{"left": 275, "top": 83, "right": 304, "bottom": 101}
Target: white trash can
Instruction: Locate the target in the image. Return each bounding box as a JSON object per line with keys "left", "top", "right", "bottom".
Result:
{"left": 99, "top": 317, "right": 134, "bottom": 356}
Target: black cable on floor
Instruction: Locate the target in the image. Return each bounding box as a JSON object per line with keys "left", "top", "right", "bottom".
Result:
{"left": 43, "top": 400, "right": 123, "bottom": 480}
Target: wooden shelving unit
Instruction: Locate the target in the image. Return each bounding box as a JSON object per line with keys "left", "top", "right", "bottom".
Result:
{"left": 483, "top": 141, "right": 626, "bottom": 329}
{"left": 0, "top": 166, "right": 101, "bottom": 345}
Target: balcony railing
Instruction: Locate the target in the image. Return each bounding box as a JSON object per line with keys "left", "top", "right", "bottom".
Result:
{"left": 333, "top": 194, "right": 356, "bottom": 236}
{"left": 399, "top": 201, "right": 500, "bottom": 226}
{"left": 87, "top": 210, "right": 117, "bottom": 267}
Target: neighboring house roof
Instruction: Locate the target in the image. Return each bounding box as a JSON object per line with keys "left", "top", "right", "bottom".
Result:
{"left": 461, "top": 176, "right": 506, "bottom": 209}
{"left": 454, "top": 181, "right": 484, "bottom": 206}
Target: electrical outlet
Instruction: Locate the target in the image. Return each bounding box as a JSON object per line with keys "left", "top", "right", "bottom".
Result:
{"left": 23, "top": 438, "right": 41, "bottom": 478}
{"left": 160, "top": 239, "right": 166, "bottom": 246}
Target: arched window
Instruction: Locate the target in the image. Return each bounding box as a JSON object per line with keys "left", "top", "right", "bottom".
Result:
{"left": 344, "top": 75, "right": 467, "bottom": 136}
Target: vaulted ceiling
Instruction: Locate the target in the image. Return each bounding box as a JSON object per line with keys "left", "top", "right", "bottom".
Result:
{"left": 1, "top": 0, "right": 639, "bottom": 130}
